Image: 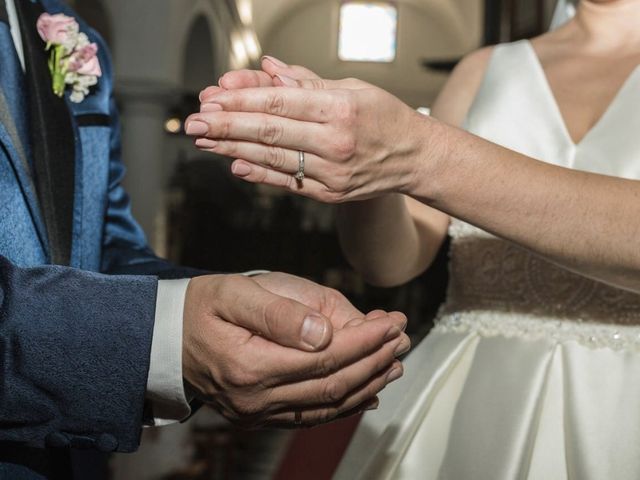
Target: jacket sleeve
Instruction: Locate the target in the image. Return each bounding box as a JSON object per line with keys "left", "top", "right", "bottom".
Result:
{"left": 0, "top": 255, "right": 157, "bottom": 453}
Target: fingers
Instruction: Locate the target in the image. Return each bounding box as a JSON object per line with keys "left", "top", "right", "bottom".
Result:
{"left": 218, "top": 69, "right": 277, "bottom": 90}
{"left": 206, "top": 58, "right": 321, "bottom": 95}
{"left": 261, "top": 56, "right": 321, "bottom": 82}
{"left": 265, "top": 361, "right": 402, "bottom": 427}
{"left": 267, "top": 332, "right": 409, "bottom": 409}
{"left": 198, "top": 87, "right": 342, "bottom": 123}
{"left": 195, "top": 139, "right": 325, "bottom": 178}
{"left": 199, "top": 86, "right": 225, "bottom": 101}
{"left": 216, "top": 275, "right": 333, "bottom": 351}
{"left": 186, "top": 110, "right": 329, "bottom": 155}
{"left": 229, "top": 160, "right": 337, "bottom": 203}
{"left": 250, "top": 315, "right": 407, "bottom": 386}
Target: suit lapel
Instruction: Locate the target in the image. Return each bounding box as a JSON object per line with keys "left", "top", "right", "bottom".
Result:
{"left": 16, "top": 0, "right": 76, "bottom": 266}
{"left": 0, "top": 91, "right": 49, "bottom": 251}
{"left": 0, "top": 2, "right": 48, "bottom": 252}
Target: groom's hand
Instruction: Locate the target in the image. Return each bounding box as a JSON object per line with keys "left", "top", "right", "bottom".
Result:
{"left": 182, "top": 273, "right": 409, "bottom": 427}
{"left": 209, "top": 55, "right": 318, "bottom": 93}
{"left": 197, "top": 56, "right": 316, "bottom": 107}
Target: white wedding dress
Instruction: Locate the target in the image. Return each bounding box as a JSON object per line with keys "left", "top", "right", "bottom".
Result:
{"left": 334, "top": 39, "right": 640, "bottom": 480}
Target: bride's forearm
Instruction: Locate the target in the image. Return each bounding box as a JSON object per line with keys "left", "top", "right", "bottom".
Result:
{"left": 336, "top": 195, "right": 444, "bottom": 287}
{"left": 408, "top": 119, "right": 640, "bottom": 292}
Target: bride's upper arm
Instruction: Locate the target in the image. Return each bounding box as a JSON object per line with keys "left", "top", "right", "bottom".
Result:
{"left": 430, "top": 46, "right": 495, "bottom": 127}
{"left": 405, "top": 46, "right": 495, "bottom": 264}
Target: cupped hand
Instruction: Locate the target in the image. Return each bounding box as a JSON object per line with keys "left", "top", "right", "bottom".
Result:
{"left": 252, "top": 271, "right": 407, "bottom": 331}
{"left": 182, "top": 274, "right": 410, "bottom": 428}
{"left": 187, "top": 58, "right": 430, "bottom": 203}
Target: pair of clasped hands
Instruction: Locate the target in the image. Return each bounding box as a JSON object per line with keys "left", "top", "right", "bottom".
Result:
{"left": 182, "top": 58, "right": 420, "bottom": 429}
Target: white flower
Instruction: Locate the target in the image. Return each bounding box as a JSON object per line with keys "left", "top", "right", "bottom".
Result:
{"left": 61, "top": 23, "right": 80, "bottom": 54}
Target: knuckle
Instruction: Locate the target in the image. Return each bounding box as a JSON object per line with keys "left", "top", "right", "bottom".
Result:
{"left": 219, "top": 116, "right": 232, "bottom": 139}
{"left": 331, "top": 134, "right": 356, "bottom": 160}
{"left": 217, "top": 141, "right": 237, "bottom": 157}
{"left": 308, "top": 78, "right": 326, "bottom": 90}
{"left": 316, "top": 350, "right": 339, "bottom": 376}
{"left": 283, "top": 174, "right": 296, "bottom": 191}
{"left": 221, "top": 357, "right": 263, "bottom": 390}
{"left": 223, "top": 366, "right": 252, "bottom": 389}
{"left": 265, "top": 93, "right": 286, "bottom": 116}
{"left": 255, "top": 167, "right": 269, "bottom": 183}
{"left": 318, "top": 188, "right": 343, "bottom": 204}
{"left": 334, "top": 167, "right": 355, "bottom": 191}
{"left": 338, "top": 92, "right": 359, "bottom": 125}
{"left": 334, "top": 94, "right": 355, "bottom": 122}
{"left": 258, "top": 120, "right": 284, "bottom": 145}
{"left": 265, "top": 146, "right": 287, "bottom": 170}
{"left": 229, "top": 397, "right": 261, "bottom": 418}
{"left": 262, "top": 298, "right": 290, "bottom": 337}
{"left": 318, "top": 407, "right": 339, "bottom": 424}
{"left": 323, "top": 377, "right": 347, "bottom": 403}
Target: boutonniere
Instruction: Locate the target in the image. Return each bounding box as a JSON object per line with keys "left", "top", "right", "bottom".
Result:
{"left": 36, "top": 13, "right": 102, "bottom": 103}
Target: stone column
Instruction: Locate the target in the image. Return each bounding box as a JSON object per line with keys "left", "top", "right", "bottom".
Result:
{"left": 117, "top": 81, "right": 179, "bottom": 254}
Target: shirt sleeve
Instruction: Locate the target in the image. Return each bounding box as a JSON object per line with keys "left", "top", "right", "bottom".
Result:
{"left": 145, "top": 279, "right": 192, "bottom": 426}
{"left": 145, "top": 272, "right": 269, "bottom": 426}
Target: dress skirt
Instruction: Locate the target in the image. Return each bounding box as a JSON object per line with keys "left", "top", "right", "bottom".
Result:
{"left": 334, "top": 313, "right": 640, "bottom": 480}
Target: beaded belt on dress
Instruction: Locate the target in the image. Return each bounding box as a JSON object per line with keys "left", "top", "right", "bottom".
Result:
{"left": 435, "top": 231, "right": 640, "bottom": 350}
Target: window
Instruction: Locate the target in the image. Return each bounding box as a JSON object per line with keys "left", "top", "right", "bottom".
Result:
{"left": 338, "top": 2, "right": 398, "bottom": 63}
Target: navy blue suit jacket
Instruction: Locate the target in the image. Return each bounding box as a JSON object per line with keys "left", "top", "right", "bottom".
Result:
{"left": 0, "top": 0, "right": 202, "bottom": 477}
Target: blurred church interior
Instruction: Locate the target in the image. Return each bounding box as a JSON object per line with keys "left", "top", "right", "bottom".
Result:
{"left": 64, "top": 0, "right": 558, "bottom": 478}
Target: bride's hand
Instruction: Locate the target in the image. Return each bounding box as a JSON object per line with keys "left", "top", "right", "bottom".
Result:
{"left": 188, "top": 63, "right": 431, "bottom": 203}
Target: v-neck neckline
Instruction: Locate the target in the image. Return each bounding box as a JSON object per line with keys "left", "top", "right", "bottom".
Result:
{"left": 523, "top": 39, "right": 640, "bottom": 147}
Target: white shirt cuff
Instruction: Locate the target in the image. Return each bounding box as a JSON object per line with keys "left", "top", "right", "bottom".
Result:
{"left": 146, "top": 278, "right": 192, "bottom": 426}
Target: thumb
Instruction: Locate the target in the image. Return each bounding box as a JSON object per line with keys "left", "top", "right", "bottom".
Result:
{"left": 219, "top": 276, "right": 333, "bottom": 352}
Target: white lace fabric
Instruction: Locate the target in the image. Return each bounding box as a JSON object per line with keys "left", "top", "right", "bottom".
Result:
{"left": 438, "top": 219, "right": 640, "bottom": 350}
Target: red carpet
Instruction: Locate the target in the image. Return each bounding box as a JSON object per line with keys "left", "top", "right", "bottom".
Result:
{"left": 273, "top": 415, "right": 362, "bottom": 480}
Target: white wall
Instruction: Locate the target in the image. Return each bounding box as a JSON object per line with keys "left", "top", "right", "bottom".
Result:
{"left": 255, "top": 0, "right": 483, "bottom": 107}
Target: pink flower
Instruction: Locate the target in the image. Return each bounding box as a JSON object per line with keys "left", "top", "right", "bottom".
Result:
{"left": 36, "top": 13, "right": 78, "bottom": 45}
{"left": 68, "top": 44, "right": 102, "bottom": 77}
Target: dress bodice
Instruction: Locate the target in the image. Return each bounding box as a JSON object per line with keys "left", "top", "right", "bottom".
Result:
{"left": 438, "top": 40, "right": 640, "bottom": 350}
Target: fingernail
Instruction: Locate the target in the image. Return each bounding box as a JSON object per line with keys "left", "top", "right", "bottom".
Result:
{"left": 199, "top": 87, "right": 222, "bottom": 102}
{"left": 386, "top": 367, "right": 403, "bottom": 384}
{"left": 301, "top": 313, "right": 329, "bottom": 350}
{"left": 262, "top": 55, "right": 288, "bottom": 68}
{"left": 201, "top": 103, "right": 222, "bottom": 113}
{"left": 186, "top": 120, "right": 208, "bottom": 136}
{"left": 195, "top": 138, "right": 217, "bottom": 149}
{"left": 390, "top": 313, "right": 408, "bottom": 331}
{"left": 394, "top": 337, "right": 411, "bottom": 357}
{"left": 232, "top": 162, "right": 252, "bottom": 177}
{"left": 365, "top": 399, "right": 380, "bottom": 411}
{"left": 275, "top": 74, "right": 298, "bottom": 87}
{"left": 384, "top": 326, "right": 401, "bottom": 342}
